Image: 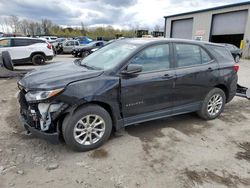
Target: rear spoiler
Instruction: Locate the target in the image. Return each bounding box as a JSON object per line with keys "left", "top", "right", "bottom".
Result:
{"left": 236, "top": 84, "right": 250, "bottom": 100}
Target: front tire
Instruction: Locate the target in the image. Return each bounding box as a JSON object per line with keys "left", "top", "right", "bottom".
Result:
{"left": 32, "top": 54, "right": 46, "bottom": 65}
{"left": 62, "top": 105, "right": 112, "bottom": 151}
{"left": 2, "top": 51, "right": 14, "bottom": 71}
{"left": 197, "top": 88, "right": 226, "bottom": 120}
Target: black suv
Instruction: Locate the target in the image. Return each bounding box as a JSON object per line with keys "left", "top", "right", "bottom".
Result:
{"left": 222, "top": 43, "right": 242, "bottom": 63}
{"left": 17, "top": 39, "right": 238, "bottom": 151}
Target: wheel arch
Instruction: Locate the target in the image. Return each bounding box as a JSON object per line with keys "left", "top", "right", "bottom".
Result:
{"left": 214, "top": 84, "right": 229, "bottom": 102}
{"left": 30, "top": 51, "right": 46, "bottom": 60}
{"left": 57, "top": 100, "right": 121, "bottom": 137}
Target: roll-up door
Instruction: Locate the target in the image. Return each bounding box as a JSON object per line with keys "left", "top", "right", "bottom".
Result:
{"left": 171, "top": 18, "right": 193, "bottom": 39}
{"left": 212, "top": 10, "right": 248, "bottom": 35}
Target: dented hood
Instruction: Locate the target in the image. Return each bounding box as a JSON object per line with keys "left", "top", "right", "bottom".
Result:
{"left": 18, "top": 61, "right": 103, "bottom": 90}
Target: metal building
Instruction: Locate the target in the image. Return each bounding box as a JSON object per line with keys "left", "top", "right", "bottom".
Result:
{"left": 164, "top": 2, "right": 250, "bottom": 58}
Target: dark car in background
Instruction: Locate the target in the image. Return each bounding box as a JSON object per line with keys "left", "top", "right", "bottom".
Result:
{"left": 72, "top": 41, "right": 106, "bottom": 57}
{"left": 50, "top": 38, "right": 66, "bottom": 54}
{"left": 74, "top": 36, "right": 93, "bottom": 44}
{"left": 222, "top": 43, "right": 242, "bottom": 63}
{"left": 17, "top": 39, "right": 238, "bottom": 151}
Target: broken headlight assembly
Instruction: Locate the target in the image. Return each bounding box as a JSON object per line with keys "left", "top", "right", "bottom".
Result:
{"left": 25, "top": 88, "right": 64, "bottom": 102}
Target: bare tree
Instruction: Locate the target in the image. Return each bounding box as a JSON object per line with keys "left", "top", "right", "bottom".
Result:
{"left": 9, "top": 15, "right": 20, "bottom": 33}
{"left": 154, "top": 24, "right": 160, "bottom": 32}
{"left": 3, "top": 17, "right": 11, "bottom": 33}
{"left": 0, "top": 17, "right": 5, "bottom": 32}
{"left": 35, "top": 22, "right": 42, "bottom": 36}
{"left": 41, "top": 19, "right": 52, "bottom": 35}
{"left": 19, "top": 19, "right": 29, "bottom": 36}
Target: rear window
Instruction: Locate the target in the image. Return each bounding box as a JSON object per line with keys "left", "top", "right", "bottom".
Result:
{"left": 206, "top": 45, "right": 234, "bottom": 61}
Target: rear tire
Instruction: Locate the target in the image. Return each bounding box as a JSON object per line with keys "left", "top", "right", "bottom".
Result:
{"left": 2, "top": 51, "right": 14, "bottom": 71}
{"left": 197, "top": 88, "right": 226, "bottom": 120}
{"left": 82, "top": 51, "right": 90, "bottom": 58}
{"left": 62, "top": 105, "right": 112, "bottom": 152}
{"left": 32, "top": 54, "right": 46, "bottom": 65}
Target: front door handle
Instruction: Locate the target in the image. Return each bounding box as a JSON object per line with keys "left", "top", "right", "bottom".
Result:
{"left": 208, "top": 67, "right": 213, "bottom": 71}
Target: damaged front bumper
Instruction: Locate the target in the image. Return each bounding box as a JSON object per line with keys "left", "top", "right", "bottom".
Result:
{"left": 17, "top": 90, "right": 68, "bottom": 144}
{"left": 19, "top": 115, "right": 60, "bottom": 144}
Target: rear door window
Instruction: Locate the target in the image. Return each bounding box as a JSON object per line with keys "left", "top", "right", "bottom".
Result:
{"left": 175, "top": 44, "right": 212, "bottom": 67}
{"left": 201, "top": 48, "right": 212, "bottom": 63}
{"left": 13, "top": 39, "right": 30, "bottom": 47}
{"left": 65, "top": 41, "right": 74, "bottom": 46}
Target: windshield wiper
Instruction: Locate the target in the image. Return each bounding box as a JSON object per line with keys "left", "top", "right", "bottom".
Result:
{"left": 74, "top": 59, "right": 95, "bottom": 70}
{"left": 81, "top": 64, "right": 101, "bottom": 70}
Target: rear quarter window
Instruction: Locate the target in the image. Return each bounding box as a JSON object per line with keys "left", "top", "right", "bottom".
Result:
{"left": 206, "top": 45, "right": 234, "bottom": 61}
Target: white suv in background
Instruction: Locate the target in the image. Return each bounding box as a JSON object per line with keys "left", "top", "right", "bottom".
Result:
{"left": 40, "top": 36, "right": 57, "bottom": 43}
{"left": 0, "top": 37, "right": 54, "bottom": 65}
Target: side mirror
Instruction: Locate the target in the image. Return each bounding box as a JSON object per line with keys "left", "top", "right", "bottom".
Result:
{"left": 121, "top": 64, "right": 142, "bottom": 75}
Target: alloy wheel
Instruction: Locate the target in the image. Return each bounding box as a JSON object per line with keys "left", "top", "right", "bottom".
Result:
{"left": 207, "top": 94, "right": 223, "bottom": 116}
{"left": 73, "top": 114, "right": 105, "bottom": 145}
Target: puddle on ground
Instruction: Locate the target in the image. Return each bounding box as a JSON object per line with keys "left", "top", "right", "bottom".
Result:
{"left": 236, "top": 142, "right": 250, "bottom": 162}
{"left": 184, "top": 168, "right": 250, "bottom": 188}
{"left": 1, "top": 99, "right": 7, "bottom": 103}
{"left": 89, "top": 149, "right": 108, "bottom": 159}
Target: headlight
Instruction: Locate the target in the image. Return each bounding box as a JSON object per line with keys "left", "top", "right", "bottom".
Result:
{"left": 25, "top": 88, "right": 64, "bottom": 102}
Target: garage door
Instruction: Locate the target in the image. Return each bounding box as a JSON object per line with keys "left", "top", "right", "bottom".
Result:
{"left": 171, "top": 18, "right": 193, "bottom": 39}
{"left": 212, "top": 10, "right": 248, "bottom": 35}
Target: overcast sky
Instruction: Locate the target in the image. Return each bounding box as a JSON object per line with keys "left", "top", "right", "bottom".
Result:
{"left": 0, "top": 0, "right": 248, "bottom": 30}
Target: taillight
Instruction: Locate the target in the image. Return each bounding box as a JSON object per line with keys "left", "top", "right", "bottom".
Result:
{"left": 47, "top": 43, "right": 52, "bottom": 49}
{"left": 233, "top": 64, "right": 239, "bottom": 73}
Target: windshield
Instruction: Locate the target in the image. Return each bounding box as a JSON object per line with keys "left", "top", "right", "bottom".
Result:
{"left": 80, "top": 41, "right": 138, "bottom": 70}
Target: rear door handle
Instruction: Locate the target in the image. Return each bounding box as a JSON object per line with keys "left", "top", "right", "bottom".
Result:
{"left": 162, "top": 74, "right": 174, "bottom": 79}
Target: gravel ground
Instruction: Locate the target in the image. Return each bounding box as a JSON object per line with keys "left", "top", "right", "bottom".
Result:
{"left": 0, "top": 56, "right": 250, "bottom": 188}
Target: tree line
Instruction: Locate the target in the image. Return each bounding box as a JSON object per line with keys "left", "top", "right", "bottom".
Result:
{"left": 0, "top": 15, "right": 137, "bottom": 40}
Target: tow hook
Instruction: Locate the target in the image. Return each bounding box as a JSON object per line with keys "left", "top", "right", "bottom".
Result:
{"left": 236, "top": 84, "right": 250, "bottom": 100}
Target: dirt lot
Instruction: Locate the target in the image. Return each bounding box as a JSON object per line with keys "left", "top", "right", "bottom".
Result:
{"left": 1, "top": 56, "right": 250, "bottom": 188}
